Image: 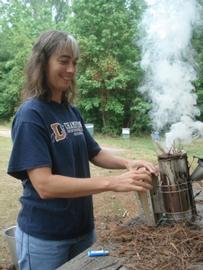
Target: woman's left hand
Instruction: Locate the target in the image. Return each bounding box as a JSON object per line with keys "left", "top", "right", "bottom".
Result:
{"left": 126, "top": 160, "right": 159, "bottom": 176}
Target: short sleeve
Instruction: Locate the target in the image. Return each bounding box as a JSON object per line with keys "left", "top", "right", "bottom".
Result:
{"left": 82, "top": 124, "right": 101, "bottom": 160}
{"left": 71, "top": 106, "right": 101, "bottom": 160}
{"left": 7, "top": 121, "right": 52, "bottom": 180}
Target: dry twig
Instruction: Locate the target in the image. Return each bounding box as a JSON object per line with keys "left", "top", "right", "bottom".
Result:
{"left": 99, "top": 222, "right": 203, "bottom": 270}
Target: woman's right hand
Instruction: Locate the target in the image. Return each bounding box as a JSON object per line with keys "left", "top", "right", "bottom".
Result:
{"left": 108, "top": 169, "right": 153, "bottom": 193}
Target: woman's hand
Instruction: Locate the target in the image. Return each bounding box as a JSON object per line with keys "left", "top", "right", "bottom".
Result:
{"left": 107, "top": 168, "right": 153, "bottom": 193}
{"left": 126, "top": 159, "right": 159, "bottom": 176}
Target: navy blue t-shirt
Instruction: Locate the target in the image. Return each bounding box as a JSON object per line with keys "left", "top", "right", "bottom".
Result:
{"left": 7, "top": 98, "right": 101, "bottom": 240}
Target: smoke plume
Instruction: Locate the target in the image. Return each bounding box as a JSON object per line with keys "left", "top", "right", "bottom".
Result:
{"left": 138, "top": 0, "right": 203, "bottom": 151}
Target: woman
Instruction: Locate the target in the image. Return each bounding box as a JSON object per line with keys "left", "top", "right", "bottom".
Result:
{"left": 7, "top": 30, "right": 156, "bottom": 270}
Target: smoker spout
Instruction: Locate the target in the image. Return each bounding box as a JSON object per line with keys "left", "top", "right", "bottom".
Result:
{"left": 190, "top": 158, "right": 203, "bottom": 182}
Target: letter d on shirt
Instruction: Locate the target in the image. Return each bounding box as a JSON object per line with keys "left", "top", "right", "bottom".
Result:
{"left": 51, "top": 123, "right": 66, "bottom": 142}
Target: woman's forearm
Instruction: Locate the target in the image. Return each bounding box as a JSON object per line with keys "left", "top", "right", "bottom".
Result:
{"left": 91, "top": 149, "right": 130, "bottom": 169}
{"left": 28, "top": 167, "right": 152, "bottom": 199}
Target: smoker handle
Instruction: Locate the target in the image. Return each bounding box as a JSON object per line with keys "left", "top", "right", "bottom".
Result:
{"left": 190, "top": 158, "right": 203, "bottom": 182}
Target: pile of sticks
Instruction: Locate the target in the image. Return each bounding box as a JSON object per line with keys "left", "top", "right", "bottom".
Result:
{"left": 99, "top": 222, "right": 203, "bottom": 270}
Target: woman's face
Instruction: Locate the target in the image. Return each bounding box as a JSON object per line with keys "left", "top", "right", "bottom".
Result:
{"left": 46, "top": 47, "right": 77, "bottom": 100}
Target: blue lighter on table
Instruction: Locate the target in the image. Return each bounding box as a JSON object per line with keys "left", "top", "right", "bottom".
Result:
{"left": 88, "top": 250, "right": 109, "bottom": 257}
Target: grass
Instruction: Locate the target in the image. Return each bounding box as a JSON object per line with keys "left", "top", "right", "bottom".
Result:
{"left": 96, "top": 133, "right": 203, "bottom": 166}
{"left": 0, "top": 131, "right": 203, "bottom": 267}
{"left": 95, "top": 133, "right": 157, "bottom": 161}
{"left": 0, "top": 136, "right": 22, "bottom": 268}
{"left": 0, "top": 121, "right": 11, "bottom": 129}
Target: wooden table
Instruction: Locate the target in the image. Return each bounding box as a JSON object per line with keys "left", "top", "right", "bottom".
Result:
{"left": 57, "top": 244, "right": 127, "bottom": 270}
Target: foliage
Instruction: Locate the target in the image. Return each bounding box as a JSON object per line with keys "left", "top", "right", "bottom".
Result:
{"left": 0, "top": 0, "right": 71, "bottom": 119}
{"left": 0, "top": 0, "right": 203, "bottom": 135}
{"left": 70, "top": 0, "right": 147, "bottom": 134}
{"left": 192, "top": 20, "right": 203, "bottom": 120}
{"left": 130, "top": 97, "right": 152, "bottom": 135}
{"left": 192, "top": 0, "right": 203, "bottom": 121}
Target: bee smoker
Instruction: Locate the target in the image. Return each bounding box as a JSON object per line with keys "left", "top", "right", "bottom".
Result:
{"left": 142, "top": 153, "right": 203, "bottom": 226}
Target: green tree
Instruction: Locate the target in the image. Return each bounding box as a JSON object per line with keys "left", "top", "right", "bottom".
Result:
{"left": 193, "top": 24, "right": 203, "bottom": 121}
{"left": 70, "top": 0, "right": 149, "bottom": 134}
{"left": 0, "top": 0, "right": 71, "bottom": 120}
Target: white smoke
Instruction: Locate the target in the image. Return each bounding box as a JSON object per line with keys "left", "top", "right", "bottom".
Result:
{"left": 138, "top": 0, "right": 203, "bottom": 151}
{"left": 165, "top": 116, "right": 203, "bottom": 150}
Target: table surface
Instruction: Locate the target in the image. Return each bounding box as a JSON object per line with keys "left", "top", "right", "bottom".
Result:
{"left": 57, "top": 244, "right": 127, "bottom": 270}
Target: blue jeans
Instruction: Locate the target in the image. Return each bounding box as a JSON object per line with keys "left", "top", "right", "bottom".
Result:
{"left": 15, "top": 225, "right": 96, "bottom": 270}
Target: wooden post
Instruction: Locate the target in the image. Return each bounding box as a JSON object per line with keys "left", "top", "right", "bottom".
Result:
{"left": 138, "top": 191, "right": 155, "bottom": 226}
{"left": 137, "top": 176, "right": 160, "bottom": 226}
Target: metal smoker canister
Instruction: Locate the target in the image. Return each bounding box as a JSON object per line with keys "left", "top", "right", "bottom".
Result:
{"left": 158, "top": 153, "right": 196, "bottom": 222}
